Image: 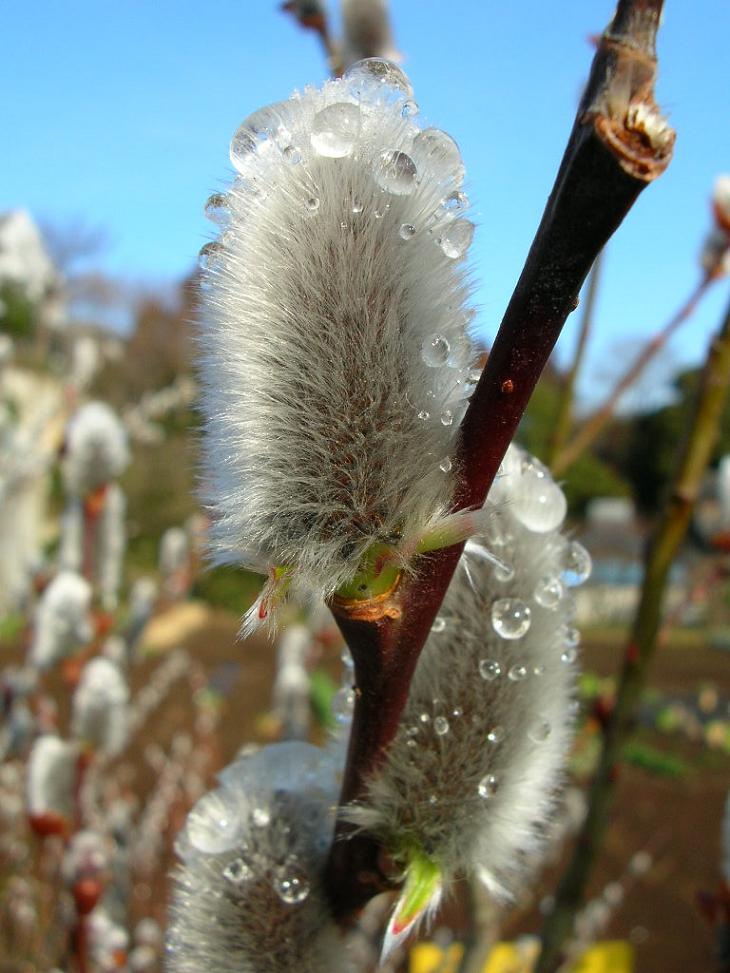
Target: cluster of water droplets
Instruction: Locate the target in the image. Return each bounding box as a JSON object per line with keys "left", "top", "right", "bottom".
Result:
{"left": 174, "top": 742, "right": 340, "bottom": 909}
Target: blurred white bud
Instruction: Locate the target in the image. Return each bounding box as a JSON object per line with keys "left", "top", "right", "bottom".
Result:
{"left": 63, "top": 401, "right": 130, "bottom": 496}
{"left": 159, "top": 526, "right": 189, "bottom": 577}
{"left": 71, "top": 657, "right": 130, "bottom": 757}
{"left": 199, "top": 60, "right": 480, "bottom": 628}
{"left": 341, "top": 0, "right": 401, "bottom": 69}
{"left": 62, "top": 829, "right": 109, "bottom": 884}
{"left": 713, "top": 174, "right": 730, "bottom": 230}
{"left": 272, "top": 624, "right": 313, "bottom": 740}
{"left": 28, "top": 571, "right": 93, "bottom": 671}
{"left": 700, "top": 228, "right": 730, "bottom": 279}
{"left": 27, "top": 734, "right": 80, "bottom": 830}
{"left": 168, "top": 742, "right": 351, "bottom": 973}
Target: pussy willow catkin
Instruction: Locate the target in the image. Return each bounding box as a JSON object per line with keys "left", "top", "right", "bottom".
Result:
{"left": 198, "top": 58, "right": 481, "bottom": 628}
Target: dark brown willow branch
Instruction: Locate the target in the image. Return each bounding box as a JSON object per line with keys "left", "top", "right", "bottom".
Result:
{"left": 325, "top": 0, "right": 674, "bottom": 918}
{"left": 535, "top": 291, "right": 730, "bottom": 973}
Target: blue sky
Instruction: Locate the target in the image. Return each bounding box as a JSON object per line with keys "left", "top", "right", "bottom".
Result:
{"left": 2, "top": 1, "right": 729, "bottom": 409}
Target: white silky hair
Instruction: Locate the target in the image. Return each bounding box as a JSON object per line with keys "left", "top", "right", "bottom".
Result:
{"left": 63, "top": 401, "right": 130, "bottom": 497}
{"left": 28, "top": 570, "right": 94, "bottom": 671}
{"left": 167, "top": 742, "right": 352, "bottom": 973}
{"left": 199, "top": 59, "right": 480, "bottom": 612}
{"left": 26, "top": 734, "right": 79, "bottom": 821}
{"left": 345, "top": 445, "right": 583, "bottom": 899}
{"left": 71, "top": 657, "right": 130, "bottom": 757}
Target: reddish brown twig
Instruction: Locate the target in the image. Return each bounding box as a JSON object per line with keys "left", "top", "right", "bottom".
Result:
{"left": 325, "top": 0, "right": 674, "bottom": 919}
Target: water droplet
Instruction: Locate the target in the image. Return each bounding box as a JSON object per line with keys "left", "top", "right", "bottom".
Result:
{"left": 508, "top": 664, "right": 528, "bottom": 681}
{"left": 441, "top": 191, "right": 469, "bottom": 214}
{"left": 311, "top": 103, "right": 360, "bottom": 158}
{"left": 438, "top": 219, "right": 475, "bottom": 259}
{"left": 493, "top": 562, "right": 515, "bottom": 583}
{"left": 230, "top": 104, "right": 288, "bottom": 171}
{"left": 421, "top": 333, "right": 451, "bottom": 367}
{"left": 340, "top": 647, "right": 354, "bottom": 669}
{"left": 413, "top": 128, "right": 465, "bottom": 186}
{"left": 478, "top": 774, "right": 499, "bottom": 799}
{"left": 274, "top": 858, "right": 310, "bottom": 905}
{"left": 534, "top": 576, "right": 565, "bottom": 609}
{"left": 487, "top": 726, "right": 504, "bottom": 745}
{"left": 374, "top": 150, "right": 417, "bottom": 195}
{"left": 252, "top": 807, "right": 270, "bottom": 827}
{"left": 440, "top": 410, "right": 453, "bottom": 426}
{"left": 374, "top": 201, "right": 390, "bottom": 219}
{"left": 528, "top": 721, "right": 552, "bottom": 743}
{"left": 491, "top": 599, "right": 531, "bottom": 639}
{"left": 406, "top": 738, "right": 417, "bottom": 749}
{"left": 351, "top": 197, "right": 363, "bottom": 213}
{"left": 204, "top": 193, "right": 229, "bottom": 226}
{"left": 561, "top": 646, "right": 578, "bottom": 664}
{"left": 186, "top": 790, "right": 241, "bottom": 855}
{"left": 533, "top": 665, "right": 546, "bottom": 677}
{"left": 418, "top": 410, "right": 430, "bottom": 420}
{"left": 340, "top": 220, "right": 349, "bottom": 230}
{"left": 305, "top": 196, "right": 320, "bottom": 212}
{"left": 565, "top": 627, "right": 580, "bottom": 647}
{"left": 223, "top": 857, "right": 252, "bottom": 885}
{"left": 229, "top": 128, "right": 258, "bottom": 171}
{"left": 419, "top": 712, "right": 431, "bottom": 724}
{"left": 399, "top": 222, "right": 416, "bottom": 240}
{"left": 562, "top": 541, "right": 592, "bottom": 586}
{"left": 343, "top": 58, "right": 413, "bottom": 98}
{"left": 479, "top": 659, "right": 501, "bottom": 681}
{"left": 283, "top": 144, "right": 302, "bottom": 164}
{"left": 439, "top": 457, "right": 452, "bottom": 473}
{"left": 433, "top": 716, "right": 450, "bottom": 736}
{"left": 332, "top": 687, "right": 355, "bottom": 723}
{"left": 428, "top": 793, "right": 438, "bottom": 805}
{"left": 452, "top": 707, "right": 463, "bottom": 718}
{"left": 431, "top": 616, "right": 446, "bottom": 633}
{"left": 511, "top": 466, "right": 567, "bottom": 533}
{"left": 401, "top": 99, "right": 419, "bottom": 117}
{"left": 447, "top": 334, "right": 472, "bottom": 369}
{"left": 198, "top": 242, "right": 222, "bottom": 272}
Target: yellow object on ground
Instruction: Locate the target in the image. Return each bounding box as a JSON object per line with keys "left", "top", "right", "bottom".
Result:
{"left": 140, "top": 600, "right": 213, "bottom": 653}
{"left": 409, "top": 941, "right": 634, "bottom": 973}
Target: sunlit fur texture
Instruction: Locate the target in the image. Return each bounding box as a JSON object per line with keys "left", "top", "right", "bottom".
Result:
{"left": 167, "top": 742, "right": 351, "bottom": 973}
{"left": 345, "top": 446, "right": 580, "bottom": 900}
{"left": 199, "top": 60, "right": 479, "bottom": 614}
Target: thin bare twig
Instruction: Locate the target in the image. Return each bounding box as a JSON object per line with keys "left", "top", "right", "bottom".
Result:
{"left": 547, "top": 252, "right": 604, "bottom": 468}
{"left": 553, "top": 273, "right": 713, "bottom": 476}
{"left": 536, "top": 291, "right": 730, "bottom": 973}
{"left": 325, "top": 0, "right": 674, "bottom": 919}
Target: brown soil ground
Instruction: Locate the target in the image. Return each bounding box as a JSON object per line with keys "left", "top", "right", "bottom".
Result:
{"left": 2, "top": 611, "right": 728, "bottom": 972}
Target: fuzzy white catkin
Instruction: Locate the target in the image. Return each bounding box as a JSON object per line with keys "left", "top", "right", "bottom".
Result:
{"left": 28, "top": 571, "right": 94, "bottom": 671}
{"left": 59, "top": 483, "right": 127, "bottom": 611}
{"left": 71, "top": 657, "right": 130, "bottom": 757}
{"left": 346, "top": 445, "right": 584, "bottom": 900}
{"left": 199, "top": 58, "right": 480, "bottom": 616}
{"left": 167, "top": 742, "right": 351, "bottom": 973}
{"left": 62, "top": 401, "right": 130, "bottom": 497}
{"left": 27, "top": 734, "right": 79, "bottom": 822}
